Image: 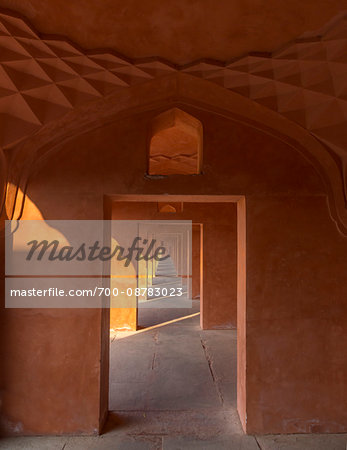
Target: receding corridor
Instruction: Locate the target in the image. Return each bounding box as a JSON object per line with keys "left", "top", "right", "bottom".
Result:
{"left": 2, "top": 307, "right": 347, "bottom": 449}
{"left": 109, "top": 303, "right": 237, "bottom": 419}
{"left": 2, "top": 1, "right": 347, "bottom": 444}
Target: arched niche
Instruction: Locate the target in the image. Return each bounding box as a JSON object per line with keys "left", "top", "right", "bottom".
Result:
{"left": 148, "top": 108, "right": 203, "bottom": 175}
{"left": 6, "top": 74, "right": 347, "bottom": 233}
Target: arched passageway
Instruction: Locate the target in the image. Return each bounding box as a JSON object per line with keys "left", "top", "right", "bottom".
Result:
{"left": 1, "top": 73, "right": 347, "bottom": 441}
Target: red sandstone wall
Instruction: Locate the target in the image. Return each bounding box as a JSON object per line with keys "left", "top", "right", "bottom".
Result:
{"left": 2, "top": 105, "right": 345, "bottom": 436}
{"left": 245, "top": 196, "right": 347, "bottom": 433}
{"left": 192, "top": 224, "right": 201, "bottom": 299}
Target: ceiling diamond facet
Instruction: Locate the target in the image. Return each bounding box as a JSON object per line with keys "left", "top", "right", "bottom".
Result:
{"left": 0, "top": 9, "right": 346, "bottom": 189}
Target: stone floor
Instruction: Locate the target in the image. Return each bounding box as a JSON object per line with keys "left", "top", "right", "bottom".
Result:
{"left": 1, "top": 304, "right": 347, "bottom": 449}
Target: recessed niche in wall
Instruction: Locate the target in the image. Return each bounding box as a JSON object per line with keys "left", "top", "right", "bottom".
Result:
{"left": 148, "top": 108, "right": 202, "bottom": 175}
{"left": 157, "top": 202, "right": 183, "bottom": 213}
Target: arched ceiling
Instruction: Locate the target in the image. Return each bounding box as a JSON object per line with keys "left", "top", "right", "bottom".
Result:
{"left": 1, "top": 8, "right": 347, "bottom": 169}
{"left": 0, "top": 7, "right": 347, "bottom": 232}
{"left": 0, "top": 0, "right": 346, "bottom": 64}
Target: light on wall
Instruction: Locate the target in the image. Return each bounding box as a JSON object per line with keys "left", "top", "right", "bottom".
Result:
{"left": 148, "top": 108, "right": 203, "bottom": 175}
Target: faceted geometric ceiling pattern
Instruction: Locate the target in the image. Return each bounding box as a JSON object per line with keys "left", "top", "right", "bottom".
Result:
{"left": 0, "top": 10, "right": 347, "bottom": 186}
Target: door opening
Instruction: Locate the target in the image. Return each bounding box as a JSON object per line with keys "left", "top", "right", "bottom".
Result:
{"left": 102, "top": 195, "right": 245, "bottom": 436}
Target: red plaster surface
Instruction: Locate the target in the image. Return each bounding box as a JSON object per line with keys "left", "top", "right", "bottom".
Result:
{"left": 192, "top": 224, "right": 201, "bottom": 300}
{"left": 0, "top": 10, "right": 346, "bottom": 219}
{"left": 0, "top": 1, "right": 345, "bottom": 64}
{"left": 245, "top": 196, "right": 347, "bottom": 434}
{"left": 0, "top": 97, "right": 346, "bottom": 437}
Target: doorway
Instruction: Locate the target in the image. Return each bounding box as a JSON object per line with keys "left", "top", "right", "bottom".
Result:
{"left": 103, "top": 195, "right": 246, "bottom": 436}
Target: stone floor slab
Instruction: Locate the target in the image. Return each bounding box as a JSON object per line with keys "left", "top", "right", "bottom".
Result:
{"left": 0, "top": 436, "right": 67, "bottom": 449}
{"left": 256, "top": 434, "right": 347, "bottom": 450}
{"left": 65, "top": 435, "right": 161, "bottom": 450}
{"left": 109, "top": 381, "right": 149, "bottom": 410}
{"left": 163, "top": 435, "right": 259, "bottom": 449}
{"left": 105, "top": 410, "right": 243, "bottom": 438}
{"left": 109, "top": 310, "right": 228, "bottom": 412}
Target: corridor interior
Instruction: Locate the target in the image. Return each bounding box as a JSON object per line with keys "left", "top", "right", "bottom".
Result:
{"left": 2, "top": 218, "right": 347, "bottom": 449}
{"left": 108, "top": 227, "right": 241, "bottom": 443}
{"left": 108, "top": 302, "right": 241, "bottom": 446}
